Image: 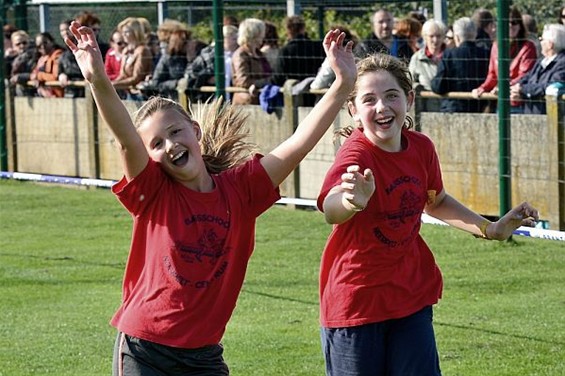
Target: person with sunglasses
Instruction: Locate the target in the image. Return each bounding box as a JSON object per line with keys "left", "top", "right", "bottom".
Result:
{"left": 471, "top": 6, "right": 537, "bottom": 113}
{"left": 105, "top": 29, "right": 127, "bottom": 81}
{"left": 58, "top": 18, "right": 86, "bottom": 97}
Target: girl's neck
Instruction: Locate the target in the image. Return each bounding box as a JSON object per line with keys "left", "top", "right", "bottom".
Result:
{"left": 180, "top": 173, "right": 215, "bottom": 192}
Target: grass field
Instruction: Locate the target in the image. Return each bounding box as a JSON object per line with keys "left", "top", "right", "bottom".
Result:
{"left": 1, "top": 179, "right": 564, "bottom": 375}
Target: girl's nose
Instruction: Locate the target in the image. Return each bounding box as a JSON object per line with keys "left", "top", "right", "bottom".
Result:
{"left": 375, "top": 99, "right": 386, "bottom": 113}
{"left": 165, "top": 139, "right": 176, "bottom": 152}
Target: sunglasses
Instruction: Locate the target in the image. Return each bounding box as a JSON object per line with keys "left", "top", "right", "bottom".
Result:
{"left": 15, "top": 41, "right": 28, "bottom": 46}
{"left": 509, "top": 20, "right": 521, "bottom": 26}
{"left": 114, "top": 41, "right": 126, "bottom": 46}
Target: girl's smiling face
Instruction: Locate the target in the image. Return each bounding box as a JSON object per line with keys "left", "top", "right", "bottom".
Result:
{"left": 348, "top": 70, "right": 414, "bottom": 152}
{"left": 137, "top": 109, "right": 210, "bottom": 190}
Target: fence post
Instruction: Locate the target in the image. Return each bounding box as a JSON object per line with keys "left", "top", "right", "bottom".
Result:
{"left": 84, "top": 85, "right": 100, "bottom": 179}
{"left": 283, "top": 79, "right": 298, "bottom": 201}
{"left": 545, "top": 83, "right": 565, "bottom": 230}
{"left": 4, "top": 85, "right": 16, "bottom": 171}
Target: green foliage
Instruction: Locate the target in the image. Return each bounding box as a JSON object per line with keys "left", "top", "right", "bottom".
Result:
{"left": 1, "top": 180, "right": 564, "bottom": 375}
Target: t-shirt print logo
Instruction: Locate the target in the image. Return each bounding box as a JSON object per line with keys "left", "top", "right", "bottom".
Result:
{"left": 176, "top": 229, "right": 228, "bottom": 264}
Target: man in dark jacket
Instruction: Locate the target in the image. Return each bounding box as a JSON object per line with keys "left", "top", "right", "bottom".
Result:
{"left": 431, "top": 17, "right": 490, "bottom": 113}
{"left": 511, "top": 24, "right": 565, "bottom": 114}
{"left": 271, "top": 15, "right": 324, "bottom": 106}
{"left": 271, "top": 15, "right": 325, "bottom": 86}
{"left": 355, "top": 9, "right": 413, "bottom": 62}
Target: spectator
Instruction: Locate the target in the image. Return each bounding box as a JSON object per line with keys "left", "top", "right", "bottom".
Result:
{"left": 472, "top": 8, "right": 496, "bottom": 51}
{"left": 58, "top": 19, "right": 85, "bottom": 97}
{"left": 112, "top": 17, "right": 154, "bottom": 100}
{"left": 223, "top": 15, "right": 239, "bottom": 28}
{"left": 472, "top": 6, "right": 537, "bottom": 114}
{"left": 409, "top": 19, "right": 447, "bottom": 112}
{"left": 409, "top": 10, "right": 427, "bottom": 25}
{"left": 431, "top": 17, "right": 490, "bottom": 113}
{"left": 75, "top": 11, "right": 109, "bottom": 59}
{"left": 179, "top": 25, "right": 238, "bottom": 103}
{"left": 261, "top": 21, "right": 280, "bottom": 71}
{"left": 30, "top": 32, "right": 64, "bottom": 98}
{"left": 394, "top": 17, "right": 423, "bottom": 57}
{"left": 223, "top": 24, "right": 239, "bottom": 95}
{"left": 511, "top": 24, "right": 565, "bottom": 114}
{"left": 444, "top": 25, "right": 455, "bottom": 49}
{"left": 231, "top": 18, "right": 272, "bottom": 105}
{"left": 156, "top": 19, "right": 185, "bottom": 54}
{"left": 139, "top": 26, "right": 191, "bottom": 100}
{"left": 522, "top": 14, "right": 542, "bottom": 57}
{"left": 271, "top": 15, "right": 325, "bottom": 86}
{"left": 356, "top": 9, "right": 413, "bottom": 62}
{"left": 59, "top": 19, "right": 72, "bottom": 44}
{"left": 4, "top": 24, "right": 18, "bottom": 75}
{"left": 558, "top": 5, "right": 565, "bottom": 25}
{"left": 105, "top": 29, "right": 126, "bottom": 81}
{"left": 146, "top": 32, "right": 162, "bottom": 67}
{"left": 310, "top": 25, "right": 359, "bottom": 90}
{"left": 4, "top": 24, "right": 17, "bottom": 57}
{"left": 9, "top": 30, "right": 38, "bottom": 97}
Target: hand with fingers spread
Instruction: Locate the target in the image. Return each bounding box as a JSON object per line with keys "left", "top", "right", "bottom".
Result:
{"left": 65, "top": 21, "right": 106, "bottom": 84}
{"left": 486, "top": 201, "right": 539, "bottom": 240}
{"left": 323, "top": 29, "right": 357, "bottom": 91}
{"left": 340, "top": 165, "right": 375, "bottom": 212}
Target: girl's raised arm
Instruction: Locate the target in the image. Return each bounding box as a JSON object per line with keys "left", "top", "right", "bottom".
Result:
{"left": 66, "top": 21, "right": 148, "bottom": 181}
{"left": 260, "top": 30, "right": 357, "bottom": 187}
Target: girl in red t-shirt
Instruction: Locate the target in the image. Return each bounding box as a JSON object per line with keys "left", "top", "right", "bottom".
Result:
{"left": 317, "top": 53, "right": 539, "bottom": 376}
{"left": 66, "top": 21, "right": 357, "bottom": 375}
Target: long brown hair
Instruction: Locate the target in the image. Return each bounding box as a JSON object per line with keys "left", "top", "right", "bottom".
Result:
{"left": 133, "top": 97, "right": 257, "bottom": 174}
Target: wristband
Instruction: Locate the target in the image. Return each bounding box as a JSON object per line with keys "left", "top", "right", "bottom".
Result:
{"left": 479, "top": 219, "right": 491, "bottom": 239}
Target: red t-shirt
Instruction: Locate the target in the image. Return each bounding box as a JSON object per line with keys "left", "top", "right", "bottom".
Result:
{"left": 110, "top": 156, "right": 280, "bottom": 348}
{"left": 317, "top": 128, "right": 444, "bottom": 328}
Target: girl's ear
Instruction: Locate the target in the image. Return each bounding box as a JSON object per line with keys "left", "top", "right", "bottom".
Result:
{"left": 192, "top": 121, "right": 202, "bottom": 141}
{"left": 406, "top": 90, "right": 415, "bottom": 111}
{"left": 348, "top": 101, "right": 360, "bottom": 122}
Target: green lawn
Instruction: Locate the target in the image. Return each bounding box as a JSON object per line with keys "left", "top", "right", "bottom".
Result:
{"left": 0, "top": 180, "right": 563, "bottom": 375}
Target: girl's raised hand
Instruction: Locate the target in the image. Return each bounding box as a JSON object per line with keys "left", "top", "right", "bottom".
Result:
{"left": 323, "top": 29, "right": 357, "bottom": 90}
{"left": 65, "top": 21, "right": 105, "bottom": 84}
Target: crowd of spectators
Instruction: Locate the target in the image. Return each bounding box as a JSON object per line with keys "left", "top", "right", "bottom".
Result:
{"left": 4, "top": 6, "right": 565, "bottom": 114}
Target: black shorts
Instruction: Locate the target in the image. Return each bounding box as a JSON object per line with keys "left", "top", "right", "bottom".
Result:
{"left": 113, "top": 332, "right": 229, "bottom": 376}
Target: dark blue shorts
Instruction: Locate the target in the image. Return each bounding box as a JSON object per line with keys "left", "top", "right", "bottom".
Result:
{"left": 112, "top": 332, "right": 229, "bottom": 376}
{"left": 321, "top": 306, "right": 441, "bottom": 376}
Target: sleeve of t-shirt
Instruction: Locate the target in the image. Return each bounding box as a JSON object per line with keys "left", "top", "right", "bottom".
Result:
{"left": 424, "top": 137, "right": 444, "bottom": 195}
{"left": 224, "top": 154, "right": 281, "bottom": 217}
{"left": 112, "top": 159, "right": 166, "bottom": 217}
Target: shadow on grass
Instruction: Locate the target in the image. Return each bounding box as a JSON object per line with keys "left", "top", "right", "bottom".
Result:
{"left": 0, "top": 252, "right": 124, "bottom": 269}
{"left": 435, "top": 321, "right": 564, "bottom": 346}
{"left": 242, "top": 288, "right": 317, "bottom": 306}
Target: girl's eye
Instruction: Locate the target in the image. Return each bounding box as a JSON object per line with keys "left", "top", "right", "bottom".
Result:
{"left": 152, "top": 140, "right": 162, "bottom": 149}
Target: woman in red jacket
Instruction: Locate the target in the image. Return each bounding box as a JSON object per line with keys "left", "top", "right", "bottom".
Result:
{"left": 472, "top": 6, "right": 537, "bottom": 113}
